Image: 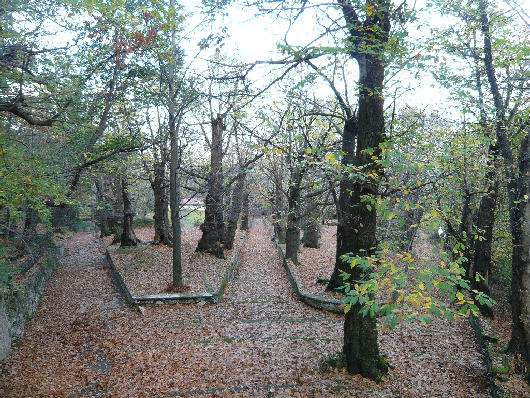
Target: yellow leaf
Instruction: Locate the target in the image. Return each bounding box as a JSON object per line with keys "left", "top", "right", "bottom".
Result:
{"left": 418, "top": 282, "right": 424, "bottom": 290}
{"left": 325, "top": 153, "right": 336, "bottom": 165}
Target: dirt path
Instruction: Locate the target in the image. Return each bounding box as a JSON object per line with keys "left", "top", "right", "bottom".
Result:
{"left": 0, "top": 220, "right": 488, "bottom": 397}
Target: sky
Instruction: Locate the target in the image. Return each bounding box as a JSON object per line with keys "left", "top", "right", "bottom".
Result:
{"left": 177, "top": 0, "right": 529, "bottom": 120}
{"left": 178, "top": 0, "right": 452, "bottom": 116}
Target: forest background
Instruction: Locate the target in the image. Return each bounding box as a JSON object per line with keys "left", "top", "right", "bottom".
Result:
{"left": 0, "top": 0, "right": 529, "bottom": 390}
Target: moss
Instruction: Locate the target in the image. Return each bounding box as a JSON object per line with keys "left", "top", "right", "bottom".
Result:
{"left": 492, "top": 357, "right": 510, "bottom": 379}
{"left": 319, "top": 351, "right": 346, "bottom": 373}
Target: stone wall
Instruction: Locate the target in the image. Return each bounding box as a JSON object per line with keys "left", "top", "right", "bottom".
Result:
{"left": 0, "top": 247, "right": 62, "bottom": 361}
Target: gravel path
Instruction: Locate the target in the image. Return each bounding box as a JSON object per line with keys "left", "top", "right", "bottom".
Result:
{"left": 0, "top": 220, "right": 488, "bottom": 397}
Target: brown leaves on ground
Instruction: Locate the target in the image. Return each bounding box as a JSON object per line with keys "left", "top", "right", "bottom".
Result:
{"left": 0, "top": 220, "right": 491, "bottom": 397}
{"left": 290, "top": 225, "right": 342, "bottom": 300}
{"left": 107, "top": 226, "right": 241, "bottom": 296}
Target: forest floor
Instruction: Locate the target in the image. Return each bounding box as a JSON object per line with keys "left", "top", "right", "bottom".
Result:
{"left": 106, "top": 227, "right": 243, "bottom": 296}
{"left": 0, "top": 220, "right": 491, "bottom": 397}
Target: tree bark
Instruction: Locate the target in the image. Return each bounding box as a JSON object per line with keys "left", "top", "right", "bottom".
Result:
{"left": 272, "top": 171, "right": 286, "bottom": 243}
{"left": 509, "top": 132, "right": 530, "bottom": 360}
{"left": 152, "top": 162, "right": 172, "bottom": 245}
{"left": 120, "top": 177, "right": 139, "bottom": 247}
{"left": 18, "top": 207, "right": 39, "bottom": 250}
{"left": 328, "top": 0, "right": 391, "bottom": 382}
{"left": 459, "top": 190, "right": 475, "bottom": 282}
{"left": 285, "top": 166, "right": 303, "bottom": 262}
{"left": 479, "top": 0, "right": 530, "bottom": 360}
{"left": 197, "top": 115, "right": 225, "bottom": 258}
{"left": 471, "top": 55, "right": 497, "bottom": 317}
{"left": 224, "top": 173, "right": 246, "bottom": 250}
{"left": 168, "top": 0, "right": 183, "bottom": 287}
{"left": 95, "top": 178, "right": 111, "bottom": 237}
{"left": 472, "top": 142, "right": 498, "bottom": 317}
{"left": 241, "top": 190, "right": 250, "bottom": 231}
{"left": 302, "top": 197, "right": 320, "bottom": 248}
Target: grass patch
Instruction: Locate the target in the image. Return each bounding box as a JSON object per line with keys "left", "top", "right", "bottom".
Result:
{"left": 180, "top": 209, "right": 204, "bottom": 228}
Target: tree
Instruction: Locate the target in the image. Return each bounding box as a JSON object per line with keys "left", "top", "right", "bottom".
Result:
{"left": 224, "top": 171, "right": 246, "bottom": 250}
{"left": 197, "top": 114, "right": 226, "bottom": 258}
{"left": 168, "top": 0, "right": 185, "bottom": 287}
{"left": 331, "top": 0, "right": 392, "bottom": 380}
{"left": 120, "top": 176, "right": 139, "bottom": 247}
{"left": 477, "top": 0, "right": 530, "bottom": 362}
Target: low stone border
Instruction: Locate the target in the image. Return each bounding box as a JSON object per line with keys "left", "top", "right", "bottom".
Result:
{"left": 105, "top": 227, "right": 249, "bottom": 306}
{"left": 265, "top": 221, "right": 344, "bottom": 315}
{"left": 468, "top": 314, "right": 502, "bottom": 398}
{"left": 0, "top": 244, "right": 63, "bottom": 361}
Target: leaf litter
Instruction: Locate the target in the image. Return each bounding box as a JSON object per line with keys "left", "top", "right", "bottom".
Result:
{"left": 107, "top": 226, "right": 242, "bottom": 296}
{"left": 0, "top": 220, "right": 491, "bottom": 397}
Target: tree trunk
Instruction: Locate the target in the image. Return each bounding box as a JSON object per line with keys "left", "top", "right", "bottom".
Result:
{"left": 95, "top": 178, "right": 109, "bottom": 237}
{"left": 152, "top": 162, "right": 172, "bottom": 245}
{"left": 197, "top": 115, "right": 225, "bottom": 258}
{"left": 459, "top": 190, "right": 475, "bottom": 282}
{"left": 18, "top": 206, "right": 39, "bottom": 250}
{"left": 479, "top": 0, "right": 530, "bottom": 359}
{"left": 240, "top": 190, "right": 250, "bottom": 231}
{"left": 120, "top": 177, "right": 139, "bottom": 247}
{"left": 472, "top": 142, "right": 498, "bottom": 317}
{"left": 168, "top": 0, "right": 183, "bottom": 288}
{"left": 508, "top": 133, "right": 530, "bottom": 360}
{"left": 272, "top": 171, "right": 286, "bottom": 243}
{"left": 329, "top": 0, "right": 391, "bottom": 382}
{"left": 285, "top": 166, "right": 303, "bottom": 262}
{"left": 224, "top": 173, "right": 246, "bottom": 250}
{"left": 302, "top": 197, "right": 320, "bottom": 248}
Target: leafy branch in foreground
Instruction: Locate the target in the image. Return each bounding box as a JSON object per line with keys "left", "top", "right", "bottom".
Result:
{"left": 340, "top": 241, "right": 496, "bottom": 330}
